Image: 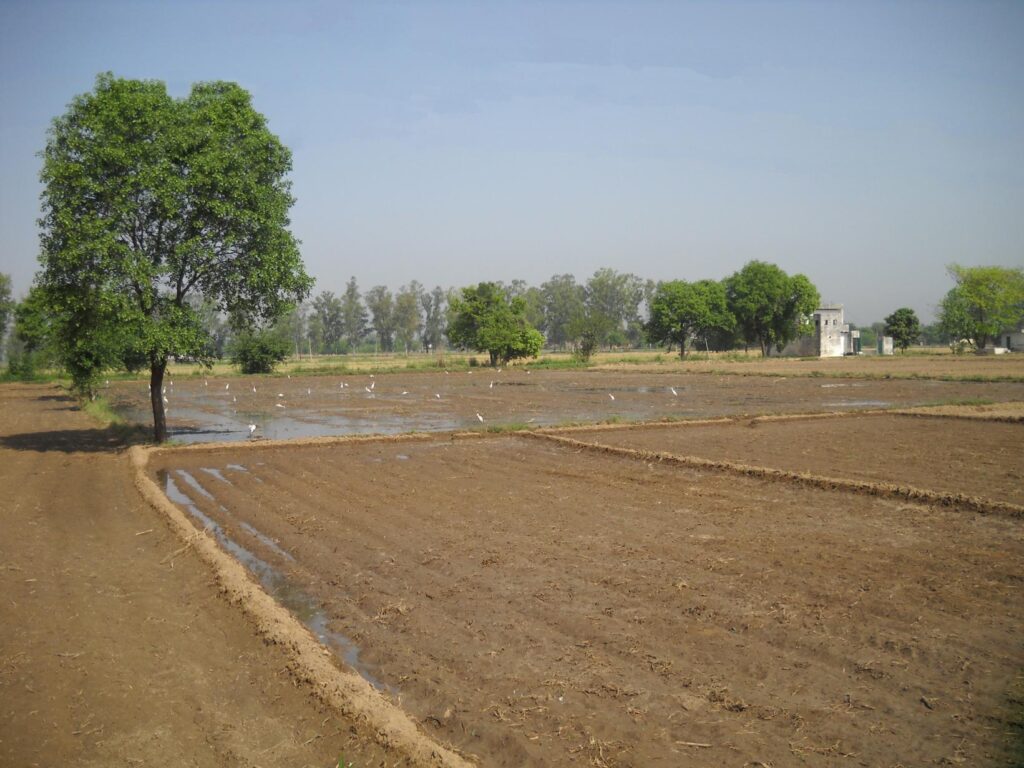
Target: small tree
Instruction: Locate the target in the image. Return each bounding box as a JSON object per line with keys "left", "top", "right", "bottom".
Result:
{"left": 646, "top": 279, "right": 733, "bottom": 358}
{"left": 35, "top": 73, "right": 311, "bottom": 440}
{"left": 230, "top": 328, "right": 290, "bottom": 374}
{"left": 883, "top": 307, "right": 921, "bottom": 352}
{"left": 447, "top": 282, "right": 543, "bottom": 365}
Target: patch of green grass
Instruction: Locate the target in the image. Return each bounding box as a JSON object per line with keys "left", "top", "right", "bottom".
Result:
{"left": 82, "top": 395, "right": 151, "bottom": 444}
{"left": 483, "top": 422, "right": 535, "bottom": 434}
{"left": 915, "top": 397, "right": 996, "bottom": 408}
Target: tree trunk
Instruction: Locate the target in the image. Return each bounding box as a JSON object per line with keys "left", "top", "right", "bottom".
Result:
{"left": 150, "top": 359, "right": 168, "bottom": 443}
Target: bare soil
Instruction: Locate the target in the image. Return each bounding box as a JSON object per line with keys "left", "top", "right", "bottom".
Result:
{"left": 150, "top": 431, "right": 1024, "bottom": 767}
{"left": 561, "top": 413, "right": 1024, "bottom": 507}
{"left": 601, "top": 353, "right": 1024, "bottom": 381}
{"left": 0, "top": 383, "right": 389, "bottom": 767}
{"left": 108, "top": 369, "right": 1024, "bottom": 442}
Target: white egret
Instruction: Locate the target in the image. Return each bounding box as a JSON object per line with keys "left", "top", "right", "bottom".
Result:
{"left": 476, "top": 413, "right": 484, "bottom": 422}
{"left": 275, "top": 403, "right": 285, "bottom": 408}
{"left": 609, "top": 393, "right": 615, "bottom": 400}
{"left": 248, "top": 423, "right": 257, "bottom": 436}
{"left": 670, "top": 387, "right": 678, "bottom": 396}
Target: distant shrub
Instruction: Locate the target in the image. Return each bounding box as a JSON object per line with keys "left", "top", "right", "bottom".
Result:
{"left": 230, "top": 331, "right": 290, "bottom": 374}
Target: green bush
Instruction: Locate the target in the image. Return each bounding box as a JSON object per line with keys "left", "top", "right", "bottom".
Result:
{"left": 230, "top": 331, "right": 290, "bottom": 374}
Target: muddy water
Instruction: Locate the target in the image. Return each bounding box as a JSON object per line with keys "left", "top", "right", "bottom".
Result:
{"left": 111, "top": 369, "right": 1024, "bottom": 444}
{"left": 159, "top": 468, "right": 392, "bottom": 693}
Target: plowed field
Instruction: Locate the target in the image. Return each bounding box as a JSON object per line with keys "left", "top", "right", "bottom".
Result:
{"left": 149, "top": 425, "right": 1024, "bottom": 767}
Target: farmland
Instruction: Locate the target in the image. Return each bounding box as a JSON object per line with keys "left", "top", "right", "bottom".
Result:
{"left": 3, "top": 357, "right": 1023, "bottom": 766}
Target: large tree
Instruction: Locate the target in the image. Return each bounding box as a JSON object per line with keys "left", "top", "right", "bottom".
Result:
{"left": 883, "top": 307, "right": 921, "bottom": 352}
{"left": 339, "top": 276, "right": 368, "bottom": 351}
{"left": 36, "top": 73, "right": 312, "bottom": 441}
{"left": 394, "top": 282, "right": 423, "bottom": 353}
{"left": 540, "top": 274, "right": 584, "bottom": 349}
{"left": 312, "top": 290, "right": 344, "bottom": 352}
{"left": 0, "top": 273, "right": 13, "bottom": 360}
{"left": 725, "top": 261, "right": 819, "bottom": 356}
{"left": 646, "top": 279, "right": 733, "bottom": 358}
{"left": 447, "top": 282, "right": 543, "bottom": 366}
{"left": 420, "top": 285, "right": 447, "bottom": 352}
{"left": 938, "top": 265, "right": 1024, "bottom": 350}
{"left": 365, "top": 285, "right": 396, "bottom": 352}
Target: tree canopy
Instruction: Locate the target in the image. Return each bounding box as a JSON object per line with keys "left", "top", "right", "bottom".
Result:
{"left": 646, "top": 279, "right": 733, "bottom": 358}
{"left": 883, "top": 307, "right": 921, "bottom": 352}
{"left": 725, "top": 261, "right": 819, "bottom": 356}
{"left": 35, "top": 73, "right": 311, "bottom": 440}
{"left": 447, "top": 282, "right": 544, "bottom": 365}
{"left": 0, "top": 273, "right": 13, "bottom": 360}
{"left": 938, "top": 265, "right": 1024, "bottom": 351}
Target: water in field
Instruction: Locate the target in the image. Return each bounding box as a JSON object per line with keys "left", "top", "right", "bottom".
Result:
{"left": 160, "top": 468, "right": 393, "bottom": 693}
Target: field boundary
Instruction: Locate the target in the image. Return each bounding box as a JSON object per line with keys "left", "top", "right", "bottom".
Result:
{"left": 128, "top": 445, "right": 475, "bottom": 768}
{"left": 157, "top": 428, "right": 489, "bottom": 456}
{"left": 521, "top": 431, "right": 1024, "bottom": 519}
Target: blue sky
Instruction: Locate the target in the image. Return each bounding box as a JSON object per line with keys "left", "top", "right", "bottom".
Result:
{"left": 1, "top": 1, "right": 1022, "bottom": 323}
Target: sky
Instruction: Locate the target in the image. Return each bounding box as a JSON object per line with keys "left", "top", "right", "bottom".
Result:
{"left": 1, "top": 1, "right": 1022, "bottom": 324}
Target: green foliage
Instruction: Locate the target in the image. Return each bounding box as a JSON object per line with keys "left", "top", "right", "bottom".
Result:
{"left": 539, "top": 274, "right": 584, "bottom": 349}
{"left": 883, "top": 307, "right": 921, "bottom": 352}
{"left": 725, "top": 261, "right": 820, "bottom": 356}
{"left": 394, "top": 282, "right": 424, "bottom": 353}
{"left": 646, "top": 279, "right": 733, "bottom": 358}
{"left": 574, "top": 269, "right": 645, "bottom": 351}
{"left": 365, "top": 285, "right": 396, "bottom": 352}
{"left": 230, "top": 328, "right": 291, "bottom": 374}
{"left": 420, "top": 285, "right": 447, "bottom": 352}
{"left": 35, "top": 73, "right": 311, "bottom": 440}
{"left": 447, "top": 282, "right": 544, "bottom": 365}
{"left": 0, "top": 273, "right": 13, "bottom": 360}
{"left": 938, "top": 265, "right": 1024, "bottom": 350}
{"left": 312, "top": 290, "right": 344, "bottom": 353}
{"left": 341, "top": 276, "right": 369, "bottom": 350}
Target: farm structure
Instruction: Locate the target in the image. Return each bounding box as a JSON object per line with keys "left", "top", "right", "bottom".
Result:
{"left": 782, "top": 304, "right": 861, "bottom": 357}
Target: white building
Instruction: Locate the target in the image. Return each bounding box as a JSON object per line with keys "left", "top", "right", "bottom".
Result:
{"left": 781, "top": 305, "right": 860, "bottom": 357}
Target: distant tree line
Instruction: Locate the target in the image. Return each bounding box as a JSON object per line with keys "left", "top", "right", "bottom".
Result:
{"left": 7, "top": 262, "right": 1023, "bottom": 382}
{"left": 208, "top": 260, "right": 822, "bottom": 365}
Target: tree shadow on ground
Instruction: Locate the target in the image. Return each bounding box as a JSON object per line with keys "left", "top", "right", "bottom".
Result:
{"left": 0, "top": 425, "right": 151, "bottom": 454}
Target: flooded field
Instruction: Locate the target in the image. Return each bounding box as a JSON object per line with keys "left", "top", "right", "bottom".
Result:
{"left": 108, "top": 368, "right": 1024, "bottom": 442}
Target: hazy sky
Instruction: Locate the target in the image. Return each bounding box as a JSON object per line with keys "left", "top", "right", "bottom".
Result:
{"left": 2, "top": 1, "right": 1022, "bottom": 323}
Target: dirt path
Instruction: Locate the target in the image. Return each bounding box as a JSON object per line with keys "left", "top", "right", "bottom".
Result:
{"left": 0, "top": 383, "right": 389, "bottom": 767}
